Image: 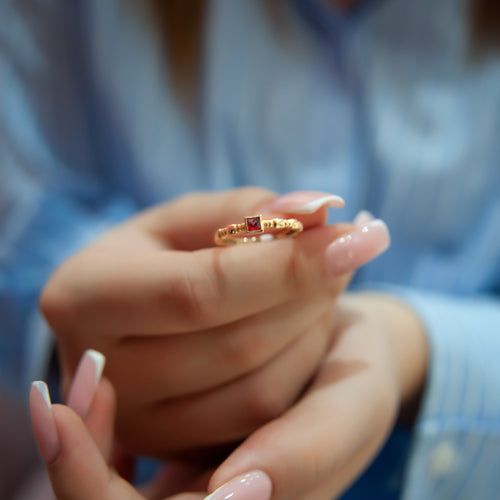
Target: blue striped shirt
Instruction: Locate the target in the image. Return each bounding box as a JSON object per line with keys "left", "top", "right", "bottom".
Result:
{"left": 1, "top": 0, "right": 499, "bottom": 498}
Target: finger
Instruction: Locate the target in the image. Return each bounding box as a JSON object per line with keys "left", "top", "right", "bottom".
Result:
{"left": 206, "top": 320, "right": 398, "bottom": 500}
{"left": 112, "top": 315, "right": 333, "bottom": 456}
{"left": 353, "top": 210, "right": 374, "bottom": 227}
{"left": 84, "top": 378, "right": 116, "bottom": 462}
{"left": 166, "top": 495, "right": 206, "bottom": 500}
{"left": 202, "top": 470, "right": 272, "bottom": 500}
{"left": 133, "top": 187, "right": 277, "bottom": 250}
{"left": 31, "top": 378, "right": 206, "bottom": 500}
{"left": 30, "top": 381, "right": 141, "bottom": 500}
{"left": 107, "top": 287, "right": 345, "bottom": 403}
{"left": 266, "top": 191, "right": 345, "bottom": 215}
{"left": 48, "top": 221, "right": 355, "bottom": 342}
{"left": 63, "top": 349, "right": 115, "bottom": 461}
{"left": 133, "top": 188, "right": 340, "bottom": 250}
{"left": 50, "top": 404, "right": 142, "bottom": 500}
{"left": 66, "top": 349, "right": 105, "bottom": 419}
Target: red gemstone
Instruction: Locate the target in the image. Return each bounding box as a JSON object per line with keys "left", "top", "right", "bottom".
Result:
{"left": 246, "top": 216, "right": 262, "bottom": 232}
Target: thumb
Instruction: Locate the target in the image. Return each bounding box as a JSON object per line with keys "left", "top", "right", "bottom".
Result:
{"left": 134, "top": 187, "right": 278, "bottom": 250}
{"left": 30, "top": 379, "right": 141, "bottom": 500}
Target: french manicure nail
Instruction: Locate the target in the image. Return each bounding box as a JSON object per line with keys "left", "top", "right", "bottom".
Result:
{"left": 30, "top": 381, "right": 60, "bottom": 463}
{"left": 66, "top": 349, "right": 106, "bottom": 419}
{"left": 204, "top": 470, "right": 272, "bottom": 500}
{"left": 353, "top": 210, "right": 374, "bottom": 227}
{"left": 268, "top": 191, "right": 345, "bottom": 214}
{"left": 326, "top": 219, "right": 390, "bottom": 276}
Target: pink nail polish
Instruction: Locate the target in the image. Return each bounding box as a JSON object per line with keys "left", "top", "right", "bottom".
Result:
{"left": 204, "top": 470, "right": 272, "bottom": 500}
{"left": 30, "top": 381, "right": 60, "bottom": 463}
{"left": 353, "top": 210, "right": 374, "bottom": 227}
{"left": 325, "top": 219, "right": 390, "bottom": 276}
{"left": 268, "top": 191, "right": 345, "bottom": 214}
{"left": 66, "top": 349, "right": 105, "bottom": 419}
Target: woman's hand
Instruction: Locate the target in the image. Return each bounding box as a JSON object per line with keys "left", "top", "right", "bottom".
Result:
{"left": 40, "top": 188, "right": 387, "bottom": 458}
{"left": 32, "top": 291, "right": 428, "bottom": 500}
{"left": 204, "top": 292, "right": 429, "bottom": 500}
{"left": 30, "top": 351, "right": 208, "bottom": 500}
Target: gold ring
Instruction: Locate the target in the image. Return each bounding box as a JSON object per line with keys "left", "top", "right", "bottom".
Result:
{"left": 214, "top": 215, "right": 303, "bottom": 246}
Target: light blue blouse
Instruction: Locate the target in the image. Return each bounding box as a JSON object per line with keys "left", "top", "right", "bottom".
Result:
{"left": 1, "top": 0, "right": 499, "bottom": 498}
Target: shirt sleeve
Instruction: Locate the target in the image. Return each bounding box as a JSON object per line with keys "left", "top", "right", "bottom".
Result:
{"left": 0, "top": 1, "right": 137, "bottom": 399}
{"left": 395, "top": 289, "right": 500, "bottom": 499}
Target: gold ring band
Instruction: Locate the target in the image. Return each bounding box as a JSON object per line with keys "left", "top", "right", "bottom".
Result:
{"left": 215, "top": 215, "right": 303, "bottom": 246}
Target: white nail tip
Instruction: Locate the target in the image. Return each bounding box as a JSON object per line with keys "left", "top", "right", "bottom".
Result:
{"left": 84, "top": 349, "right": 106, "bottom": 385}
{"left": 32, "top": 381, "right": 52, "bottom": 408}
{"left": 364, "top": 219, "right": 389, "bottom": 233}
{"left": 296, "top": 195, "right": 345, "bottom": 213}
{"left": 353, "top": 210, "right": 374, "bottom": 226}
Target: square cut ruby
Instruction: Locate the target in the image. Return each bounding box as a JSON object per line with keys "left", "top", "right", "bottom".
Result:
{"left": 245, "top": 215, "right": 263, "bottom": 233}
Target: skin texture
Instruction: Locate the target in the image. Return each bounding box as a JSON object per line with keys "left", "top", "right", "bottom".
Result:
{"left": 208, "top": 293, "right": 429, "bottom": 500}
{"left": 31, "top": 291, "right": 428, "bottom": 500}
{"left": 32, "top": 188, "right": 428, "bottom": 499}
{"left": 32, "top": 181, "right": 430, "bottom": 500}
{"left": 41, "top": 188, "right": 358, "bottom": 458}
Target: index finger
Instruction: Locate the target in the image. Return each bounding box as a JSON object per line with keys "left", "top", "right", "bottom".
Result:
{"left": 132, "top": 187, "right": 343, "bottom": 250}
{"left": 44, "top": 221, "right": 354, "bottom": 339}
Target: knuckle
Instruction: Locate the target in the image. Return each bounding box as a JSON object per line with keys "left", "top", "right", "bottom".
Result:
{"left": 177, "top": 260, "right": 224, "bottom": 328}
{"left": 222, "top": 328, "right": 269, "bottom": 373}
{"left": 39, "top": 260, "right": 83, "bottom": 334}
{"left": 242, "top": 379, "right": 290, "bottom": 428}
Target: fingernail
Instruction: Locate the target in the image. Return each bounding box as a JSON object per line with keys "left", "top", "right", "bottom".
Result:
{"left": 30, "top": 381, "right": 60, "bottom": 463}
{"left": 66, "top": 349, "right": 106, "bottom": 419}
{"left": 326, "top": 219, "right": 390, "bottom": 276}
{"left": 204, "top": 470, "right": 272, "bottom": 500}
{"left": 268, "top": 191, "right": 345, "bottom": 214}
{"left": 353, "top": 210, "right": 374, "bottom": 227}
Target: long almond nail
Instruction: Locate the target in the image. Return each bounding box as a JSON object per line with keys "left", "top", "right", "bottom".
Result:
{"left": 326, "top": 219, "right": 390, "bottom": 276}
{"left": 30, "top": 381, "right": 60, "bottom": 463}
{"left": 268, "top": 191, "right": 345, "bottom": 214}
{"left": 66, "top": 349, "right": 106, "bottom": 419}
{"left": 204, "top": 470, "right": 272, "bottom": 500}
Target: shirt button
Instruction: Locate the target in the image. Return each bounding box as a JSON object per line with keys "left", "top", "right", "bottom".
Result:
{"left": 429, "top": 441, "right": 457, "bottom": 478}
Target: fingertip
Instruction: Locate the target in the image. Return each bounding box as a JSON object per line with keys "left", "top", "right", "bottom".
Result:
{"left": 86, "top": 349, "right": 106, "bottom": 383}
{"left": 31, "top": 380, "right": 52, "bottom": 410}
{"left": 84, "top": 376, "right": 117, "bottom": 460}
{"left": 263, "top": 191, "right": 346, "bottom": 231}
{"left": 268, "top": 191, "right": 345, "bottom": 214}
{"left": 353, "top": 210, "right": 375, "bottom": 227}
{"left": 325, "top": 219, "right": 390, "bottom": 277}
{"left": 67, "top": 349, "right": 106, "bottom": 419}
{"left": 205, "top": 470, "right": 272, "bottom": 500}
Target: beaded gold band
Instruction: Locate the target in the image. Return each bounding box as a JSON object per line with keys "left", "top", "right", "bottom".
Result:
{"left": 214, "top": 215, "right": 303, "bottom": 246}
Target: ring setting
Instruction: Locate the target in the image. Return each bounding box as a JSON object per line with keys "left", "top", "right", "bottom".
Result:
{"left": 215, "top": 215, "right": 303, "bottom": 246}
